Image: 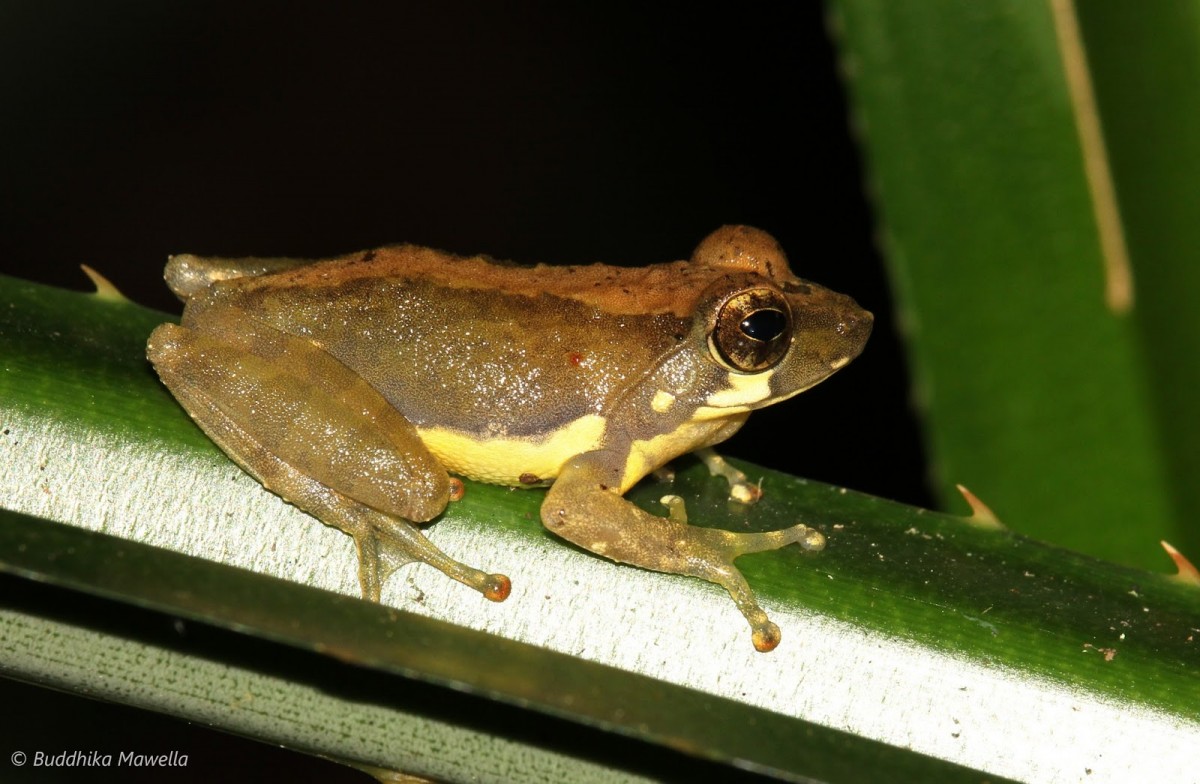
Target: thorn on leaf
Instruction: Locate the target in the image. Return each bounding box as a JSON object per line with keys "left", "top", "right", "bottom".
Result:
{"left": 956, "top": 484, "right": 1005, "bottom": 529}
{"left": 80, "top": 265, "right": 128, "bottom": 302}
{"left": 1161, "top": 541, "right": 1200, "bottom": 586}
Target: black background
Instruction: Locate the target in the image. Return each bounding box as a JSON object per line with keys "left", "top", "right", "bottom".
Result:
{"left": 1, "top": 2, "right": 930, "bottom": 781}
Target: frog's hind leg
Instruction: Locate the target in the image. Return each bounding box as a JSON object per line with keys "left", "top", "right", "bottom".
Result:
{"left": 544, "top": 452, "right": 823, "bottom": 652}
{"left": 224, "top": 440, "right": 510, "bottom": 605}
{"left": 344, "top": 497, "right": 510, "bottom": 603}
{"left": 147, "top": 317, "right": 510, "bottom": 604}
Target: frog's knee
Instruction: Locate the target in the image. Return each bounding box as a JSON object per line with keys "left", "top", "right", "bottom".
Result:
{"left": 146, "top": 322, "right": 188, "bottom": 364}
{"left": 393, "top": 471, "right": 452, "bottom": 523}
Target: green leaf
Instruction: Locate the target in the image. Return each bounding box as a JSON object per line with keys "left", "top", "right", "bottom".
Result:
{"left": 1073, "top": 2, "right": 1200, "bottom": 566}
{"left": 1, "top": 273, "right": 1198, "bottom": 782}
{"left": 828, "top": 0, "right": 1197, "bottom": 569}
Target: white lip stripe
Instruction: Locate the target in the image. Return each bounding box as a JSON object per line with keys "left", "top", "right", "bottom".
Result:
{"left": 703, "top": 369, "right": 775, "bottom": 409}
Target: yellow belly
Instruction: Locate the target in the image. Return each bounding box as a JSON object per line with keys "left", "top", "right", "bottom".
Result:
{"left": 418, "top": 409, "right": 745, "bottom": 492}
{"left": 417, "top": 415, "right": 608, "bottom": 486}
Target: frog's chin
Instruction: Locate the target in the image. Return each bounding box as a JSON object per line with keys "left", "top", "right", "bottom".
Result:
{"left": 768, "top": 346, "right": 868, "bottom": 404}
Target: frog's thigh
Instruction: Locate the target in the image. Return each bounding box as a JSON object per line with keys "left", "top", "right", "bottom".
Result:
{"left": 147, "top": 319, "right": 509, "bottom": 603}
{"left": 542, "top": 451, "right": 820, "bottom": 652}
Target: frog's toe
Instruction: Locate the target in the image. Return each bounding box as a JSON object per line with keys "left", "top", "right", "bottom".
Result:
{"left": 368, "top": 518, "right": 513, "bottom": 603}
{"left": 751, "top": 621, "right": 782, "bottom": 653}
{"left": 339, "top": 510, "right": 511, "bottom": 603}
{"left": 696, "top": 448, "right": 763, "bottom": 505}
{"left": 483, "top": 573, "right": 512, "bottom": 602}
{"left": 701, "top": 521, "right": 824, "bottom": 558}
{"left": 659, "top": 494, "right": 688, "bottom": 524}
{"left": 797, "top": 525, "right": 826, "bottom": 552}
{"left": 694, "top": 559, "right": 783, "bottom": 653}
{"left": 728, "top": 479, "right": 763, "bottom": 505}
{"left": 685, "top": 524, "right": 825, "bottom": 651}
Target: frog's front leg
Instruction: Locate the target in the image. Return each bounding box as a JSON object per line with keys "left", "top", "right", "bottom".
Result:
{"left": 147, "top": 313, "right": 509, "bottom": 603}
{"left": 542, "top": 451, "right": 824, "bottom": 652}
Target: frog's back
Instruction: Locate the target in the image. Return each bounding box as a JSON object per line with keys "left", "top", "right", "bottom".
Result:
{"left": 183, "top": 244, "right": 750, "bottom": 316}
{"left": 174, "top": 245, "right": 695, "bottom": 442}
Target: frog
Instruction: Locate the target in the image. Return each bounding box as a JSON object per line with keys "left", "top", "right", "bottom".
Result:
{"left": 146, "top": 225, "right": 872, "bottom": 651}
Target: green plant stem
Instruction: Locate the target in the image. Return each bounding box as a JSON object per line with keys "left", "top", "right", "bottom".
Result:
{"left": 1, "top": 274, "right": 1197, "bottom": 782}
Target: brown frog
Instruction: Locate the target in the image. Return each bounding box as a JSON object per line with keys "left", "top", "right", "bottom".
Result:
{"left": 147, "top": 225, "right": 872, "bottom": 650}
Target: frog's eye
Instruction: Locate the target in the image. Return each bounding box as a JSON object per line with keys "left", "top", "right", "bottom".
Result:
{"left": 711, "top": 288, "right": 792, "bottom": 372}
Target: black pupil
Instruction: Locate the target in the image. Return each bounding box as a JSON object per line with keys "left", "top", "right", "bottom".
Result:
{"left": 740, "top": 309, "right": 787, "bottom": 342}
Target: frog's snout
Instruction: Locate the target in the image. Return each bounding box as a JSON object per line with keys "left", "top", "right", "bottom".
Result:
{"left": 837, "top": 307, "right": 873, "bottom": 345}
